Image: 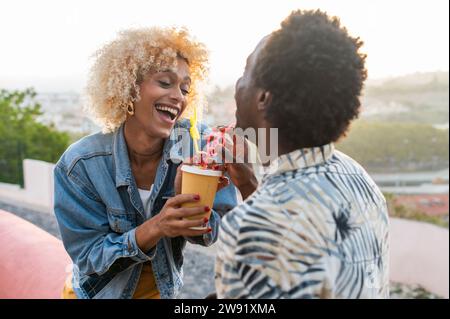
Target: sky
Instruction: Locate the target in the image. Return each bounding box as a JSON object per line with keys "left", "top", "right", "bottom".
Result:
{"left": 0, "top": 0, "right": 448, "bottom": 92}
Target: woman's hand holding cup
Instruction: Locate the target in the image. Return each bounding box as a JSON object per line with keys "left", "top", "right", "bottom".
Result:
{"left": 155, "top": 194, "right": 212, "bottom": 237}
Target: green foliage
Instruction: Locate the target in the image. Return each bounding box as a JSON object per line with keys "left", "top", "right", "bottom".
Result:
{"left": 336, "top": 121, "right": 449, "bottom": 173}
{"left": 0, "top": 88, "right": 70, "bottom": 186}
{"left": 390, "top": 282, "right": 444, "bottom": 299}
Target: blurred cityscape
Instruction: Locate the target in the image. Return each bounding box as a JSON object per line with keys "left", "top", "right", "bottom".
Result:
{"left": 29, "top": 71, "right": 449, "bottom": 226}
{"left": 0, "top": 71, "right": 448, "bottom": 298}
{"left": 4, "top": 72, "right": 446, "bottom": 225}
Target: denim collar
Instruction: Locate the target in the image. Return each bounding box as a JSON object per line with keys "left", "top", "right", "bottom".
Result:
{"left": 112, "top": 124, "right": 177, "bottom": 219}
{"left": 112, "top": 123, "right": 176, "bottom": 188}
{"left": 113, "top": 124, "right": 132, "bottom": 188}
{"left": 113, "top": 124, "right": 174, "bottom": 187}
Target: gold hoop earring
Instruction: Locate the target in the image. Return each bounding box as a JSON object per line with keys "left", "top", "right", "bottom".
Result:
{"left": 126, "top": 102, "right": 134, "bottom": 116}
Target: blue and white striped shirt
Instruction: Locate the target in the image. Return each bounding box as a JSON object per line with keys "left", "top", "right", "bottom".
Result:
{"left": 215, "top": 144, "right": 389, "bottom": 298}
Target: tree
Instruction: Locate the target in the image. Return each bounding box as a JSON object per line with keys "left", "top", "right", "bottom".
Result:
{"left": 0, "top": 88, "right": 70, "bottom": 186}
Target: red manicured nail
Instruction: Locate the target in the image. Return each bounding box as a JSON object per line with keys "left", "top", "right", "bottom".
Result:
{"left": 204, "top": 206, "right": 210, "bottom": 212}
{"left": 194, "top": 195, "right": 200, "bottom": 200}
{"left": 204, "top": 217, "right": 209, "bottom": 223}
{"left": 207, "top": 228, "right": 212, "bottom": 233}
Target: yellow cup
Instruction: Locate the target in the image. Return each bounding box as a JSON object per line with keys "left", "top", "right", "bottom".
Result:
{"left": 181, "top": 165, "right": 222, "bottom": 229}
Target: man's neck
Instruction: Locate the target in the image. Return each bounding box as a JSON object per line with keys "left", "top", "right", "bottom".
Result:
{"left": 256, "top": 132, "right": 315, "bottom": 166}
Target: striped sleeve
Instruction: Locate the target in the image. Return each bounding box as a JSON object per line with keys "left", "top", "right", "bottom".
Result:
{"left": 215, "top": 210, "right": 252, "bottom": 298}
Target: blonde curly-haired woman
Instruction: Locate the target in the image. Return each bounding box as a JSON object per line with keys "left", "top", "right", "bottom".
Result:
{"left": 54, "top": 27, "right": 237, "bottom": 299}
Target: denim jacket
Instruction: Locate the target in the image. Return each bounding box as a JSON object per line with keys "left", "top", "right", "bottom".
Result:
{"left": 53, "top": 119, "right": 238, "bottom": 299}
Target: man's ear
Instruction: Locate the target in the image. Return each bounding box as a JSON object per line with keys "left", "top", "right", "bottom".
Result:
{"left": 256, "top": 89, "right": 272, "bottom": 111}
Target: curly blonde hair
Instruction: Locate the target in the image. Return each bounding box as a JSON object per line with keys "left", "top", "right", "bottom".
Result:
{"left": 85, "top": 27, "right": 209, "bottom": 133}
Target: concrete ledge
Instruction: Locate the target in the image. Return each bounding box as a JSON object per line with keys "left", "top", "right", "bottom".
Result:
{"left": 0, "top": 159, "right": 55, "bottom": 214}
{"left": 1, "top": 206, "right": 448, "bottom": 299}
{"left": 390, "top": 217, "right": 449, "bottom": 298}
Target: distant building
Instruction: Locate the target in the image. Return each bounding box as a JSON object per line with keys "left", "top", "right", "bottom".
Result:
{"left": 35, "top": 92, "right": 99, "bottom": 134}
{"left": 381, "top": 184, "right": 449, "bottom": 216}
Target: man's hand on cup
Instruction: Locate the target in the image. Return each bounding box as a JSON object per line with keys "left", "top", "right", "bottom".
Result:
{"left": 213, "top": 132, "right": 258, "bottom": 200}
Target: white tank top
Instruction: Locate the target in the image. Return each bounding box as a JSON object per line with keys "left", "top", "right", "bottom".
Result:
{"left": 137, "top": 184, "right": 154, "bottom": 219}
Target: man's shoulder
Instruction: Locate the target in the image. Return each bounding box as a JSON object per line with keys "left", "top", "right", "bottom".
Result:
{"left": 330, "top": 150, "right": 371, "bottom": 176}
{"left": 329, "top": 150, "right": 384, "bottom": 194}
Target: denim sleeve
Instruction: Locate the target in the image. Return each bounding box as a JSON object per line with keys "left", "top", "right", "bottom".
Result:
{"left": 54, "top": 164, "right": 155, "bottom": 277}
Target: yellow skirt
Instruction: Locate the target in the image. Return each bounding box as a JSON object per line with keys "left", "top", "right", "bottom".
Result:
{"left": 61, "top": 262, "right": 160, "bottom": 299}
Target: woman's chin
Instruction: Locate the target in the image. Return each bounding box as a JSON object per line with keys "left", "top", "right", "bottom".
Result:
{"left": 145, "top": 124, "right": 174, "bottom": 140}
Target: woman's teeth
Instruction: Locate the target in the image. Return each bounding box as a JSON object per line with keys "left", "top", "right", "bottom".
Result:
{"left": 155, "top": 104, "right": 178, "bottom": 120}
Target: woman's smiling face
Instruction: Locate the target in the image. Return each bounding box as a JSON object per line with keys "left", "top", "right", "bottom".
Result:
{"left": 129, "top": 57, "right": 191, "bottom": 139}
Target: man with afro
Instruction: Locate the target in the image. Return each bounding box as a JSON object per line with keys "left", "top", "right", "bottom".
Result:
{"left": 215, "top": 10, "right": 390, "bottom": 299}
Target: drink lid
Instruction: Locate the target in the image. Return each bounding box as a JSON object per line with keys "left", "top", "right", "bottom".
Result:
{"left": 181, "top": 165, "right": 222, "bottom": 177}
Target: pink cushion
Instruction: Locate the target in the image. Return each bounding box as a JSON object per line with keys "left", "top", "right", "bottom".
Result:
{"left": 0, "top": 210, "right": 71, "bottom": 299}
